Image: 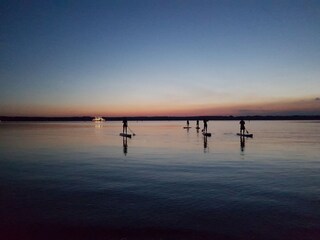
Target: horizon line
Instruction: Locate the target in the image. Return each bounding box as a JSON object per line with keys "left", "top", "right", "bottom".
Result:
{"left": 1, "top": 114, "right": 320, "bottom": 121}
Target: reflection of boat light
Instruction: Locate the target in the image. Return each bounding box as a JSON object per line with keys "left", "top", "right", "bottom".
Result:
{"left": 92, "top": 117, "right": 105, "bottom": 122}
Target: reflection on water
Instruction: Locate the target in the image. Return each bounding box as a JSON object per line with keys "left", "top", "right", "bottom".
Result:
{"left": 240, "top": 136, "right": 245, "bottom": 152}
{"left": 123, "top": 136, "right": 128, "bottom": 156}
{"left": 203, "top": 135, "right": 208, "bottom": 153}
{"left": 94, "top": 123, "right": 103, "bottom": 128}
{"left": 0, "top": 121, "right": 320, "bottom": 239}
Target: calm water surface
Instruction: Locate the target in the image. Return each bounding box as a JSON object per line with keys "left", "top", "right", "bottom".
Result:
{"left": 0, "top": 121, "right": 319, "bottom": 239}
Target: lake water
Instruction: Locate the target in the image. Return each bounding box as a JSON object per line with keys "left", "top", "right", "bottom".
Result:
{"left": 0, "top": 121, "right": 319, "bottom": 240}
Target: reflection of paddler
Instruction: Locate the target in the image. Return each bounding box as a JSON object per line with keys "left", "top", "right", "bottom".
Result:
{"left": 240, "top": 136, "right": 245, "bottom": 152}
{"left": 204, "top": 136, "right": 208, "bottom": 149}
{"left": 123, "top": 136, "right": 128, "bottom": 155}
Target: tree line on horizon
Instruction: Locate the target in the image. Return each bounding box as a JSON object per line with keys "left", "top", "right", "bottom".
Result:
{"left": 1, "top": 115, "right": 320, "bottom": 121}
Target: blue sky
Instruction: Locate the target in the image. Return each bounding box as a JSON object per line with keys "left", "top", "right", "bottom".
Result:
{"left": 1, "top": 0, "right": 320, "bottom": 116}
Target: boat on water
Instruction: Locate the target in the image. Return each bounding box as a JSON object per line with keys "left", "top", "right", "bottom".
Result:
{"left": 92, "top": 117, "right": 105, "bottom": 122}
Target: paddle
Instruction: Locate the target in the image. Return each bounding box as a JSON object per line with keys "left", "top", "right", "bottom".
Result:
{"left": 128, "top": 126, "right": 136, "bottom": 136}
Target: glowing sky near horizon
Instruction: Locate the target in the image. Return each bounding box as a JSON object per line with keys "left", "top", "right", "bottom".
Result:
{"left": 1, "top": 0, "right": 320, "bottom": 116}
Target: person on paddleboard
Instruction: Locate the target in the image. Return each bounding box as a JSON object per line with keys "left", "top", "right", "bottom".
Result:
{"left": 239, "top": 119, "right": 245, "bottom": 135}
{"left": 187, "top": 120, "right": 189, "bottom": 127}
{"left": 123, "top": 119, "right": 128, "bottom": 135}
{"left": 203, "top": 119, "right": 208, "bottom": 133}
{"left": 196, "top": 120, "right": 199, "bottom": 128}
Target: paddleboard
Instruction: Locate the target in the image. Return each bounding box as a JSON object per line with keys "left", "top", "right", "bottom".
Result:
{"left": 196, "top": 127, "right": 200, "bottom": 129}
{"left": 237, "top": 133, "right": 253, "bottom": 138}
{"left": 120, "top": 133, "right": 132, "bottom": 138}
{"left": 202, "top": 132, "right": 212, "bottom": 137}
{"left": 183, "top": 126, "right": 192, "bottom": 129}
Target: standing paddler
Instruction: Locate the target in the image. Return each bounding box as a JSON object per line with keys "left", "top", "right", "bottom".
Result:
{"left": 123, "top": 118, "right": 128, "bottom": 135}
{"left": 239, "top": 119, "right": 245, "bottom": 135}
{"left": 203, "top": 119, "right": 208, "bottom": 133}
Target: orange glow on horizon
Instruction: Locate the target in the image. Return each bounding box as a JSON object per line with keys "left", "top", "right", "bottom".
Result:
{"left": 1, "top": 97, "right": 319, "bottom": 117}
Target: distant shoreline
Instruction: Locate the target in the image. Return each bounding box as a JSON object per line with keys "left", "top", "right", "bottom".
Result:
{"left": 1, "top": 115, "right": 320, "bottom": 121}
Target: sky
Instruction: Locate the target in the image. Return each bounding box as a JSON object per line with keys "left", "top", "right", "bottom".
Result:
{"left": 1, "top": 0, "right": 320, "bottom": 116}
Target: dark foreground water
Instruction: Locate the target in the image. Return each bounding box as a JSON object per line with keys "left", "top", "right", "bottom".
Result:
{"left": 0, "top": 121, "right": 319, "bottom": 240}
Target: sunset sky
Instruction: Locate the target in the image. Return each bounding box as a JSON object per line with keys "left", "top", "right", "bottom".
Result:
{"left": 1, "top": 0, "right": 320, "bottom": 116}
